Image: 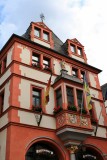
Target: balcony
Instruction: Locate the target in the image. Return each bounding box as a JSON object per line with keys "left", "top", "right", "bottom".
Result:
{"left": 55, "top": 110, "right": 94, "bottom": 144}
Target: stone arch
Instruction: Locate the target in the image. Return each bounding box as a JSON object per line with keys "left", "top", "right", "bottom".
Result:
{"left": 76, "top": 144, "right": 105, "bottom": 160}
{"left": 25, "top": 137, "right": 66, "bottom": 160}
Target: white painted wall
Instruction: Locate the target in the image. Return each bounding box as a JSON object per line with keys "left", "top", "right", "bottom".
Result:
{"left": 53, "top": 59, "right": 61, "bottom": 75}
{"left": 19, "top": 65, "right": 56, "bottom": 83}
{"left": 34, "top": 38, "right": 51, "bottom": 48}
{"left": 18, "top": 110, "right": 56, "bottom": 129}
{"left": 3, "top": 81, "right": 10, "bottom": 111}
{"left": 96, "top": 127, "right": 106, "bottom": 138}
{"left": 90, "top": 88, "right": 99, "bottom": 99}
{"left": 65, "top": 63, "right": 71, "bottom": 75}
{"left": 0, "top": 68, "right": 11, "bottom": 85}
{"left": 0, "top": 113, "right": 8, "bottom": 129}
{"left": 72, "top": 55, "right": 85, "bottom": 62}
{"left": 89, "top": 72, "right": 97, "bottom": 88}
{"left": 18, "top": 44, "right": 31, "bottom": 64}
{"left": 0, "top": 129, "right": 7, "bottom": 160}
{"left": 93, "top": 100, "right": 104, "bottom": 125}
{"left": 6, "top": 45, "right": 14, "bottom": 67}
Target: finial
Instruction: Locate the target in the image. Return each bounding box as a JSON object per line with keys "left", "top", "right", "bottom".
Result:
{"left": 40, "top": 13, "right": 45, "bottom": 22}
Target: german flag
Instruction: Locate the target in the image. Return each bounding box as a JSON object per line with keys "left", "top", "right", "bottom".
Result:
{"left": 44, "top": 73, "right": 52, "bottom": 105}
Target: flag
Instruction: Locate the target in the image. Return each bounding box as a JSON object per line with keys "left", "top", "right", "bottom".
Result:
{"left": 44, "top": 73, "right": 52, "bottom": 105}
{"left": 83, "top": 72, "right": 92, "bottom": 110}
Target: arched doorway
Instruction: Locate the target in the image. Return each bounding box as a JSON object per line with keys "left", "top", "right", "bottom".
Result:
{"left": 75, "top": 145, "right": 104, "bottom": 160}
{"left": 25, "top": 142, "right": 59, "bottom": 160}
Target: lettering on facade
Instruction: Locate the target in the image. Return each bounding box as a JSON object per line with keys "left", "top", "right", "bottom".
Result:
{"left": 36, "top": 149, "right": 53, "bottom": 155}
{"left": 83, "top": 154, "right": 96, "bottom": 159}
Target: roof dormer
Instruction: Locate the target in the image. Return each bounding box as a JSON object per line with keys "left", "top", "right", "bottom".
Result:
{"left": 30, "top": 22, "right": 54, "bottom": 49}
{"left": 67, "top": 38, "right": 87, "bottom": 63}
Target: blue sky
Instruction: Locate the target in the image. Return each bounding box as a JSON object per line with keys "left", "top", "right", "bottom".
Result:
{"left": 0, "top": 0, "right": 107, "bottom": 85}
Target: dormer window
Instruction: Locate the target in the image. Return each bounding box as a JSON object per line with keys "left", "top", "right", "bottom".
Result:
{"left": 77, "top": 47, "right": 82, "bottom": 56}
{"left": 70, "top": 44, "right": 76, "bottom": 53}
{"left": 81, "top": 71, "right": 85, "bottom": 81}
{"left": 43, "top": 31, "right": 49, "bottom": 41}
{"left": 72, "top": 68, "right": 78, "bottom": 77}
{"left": 34, "top": 27, "right": 41, "bottom": 37}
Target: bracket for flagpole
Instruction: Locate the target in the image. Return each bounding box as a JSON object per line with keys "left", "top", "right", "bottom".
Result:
{"left": 35, "top": 112, "right": 43, "bottom": 126}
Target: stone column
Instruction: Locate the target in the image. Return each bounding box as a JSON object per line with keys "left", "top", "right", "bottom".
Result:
{"left": 67, "top": 145, "right": 78, "bottom": 160}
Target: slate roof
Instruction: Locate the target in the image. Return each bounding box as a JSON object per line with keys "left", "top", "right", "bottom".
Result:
{"left": 101, "top": 83, "right": 107, "bottom": 99}
{"left": 22, "top": 23, "right": 31, "bottom": 41}
{"left": 0, "top": 21, "right": 101, "bottom": 74}
{"left": 22, "top": 22, "right": 67, "bottom": 55}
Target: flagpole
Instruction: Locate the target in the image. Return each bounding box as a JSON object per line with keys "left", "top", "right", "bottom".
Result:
{"left": 80, "top": 92, "right": 84, "bottom": 115}
{"left": 94, "top": 105, "right": 107, "bottom": 136}
{"left": 94, "top": 107, "right": 103, "bottom": 136}
{"left": 80, "top": 92, "right": 84, "bottom": 125}
{"left": 44, "top": 70, "right": 53, "bottom": 106}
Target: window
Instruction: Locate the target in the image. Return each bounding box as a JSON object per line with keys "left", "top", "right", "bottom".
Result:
{"left": 77, "top": 90, "right": 84, "bottom": 108}
{"left": 0, "top": 91, "right": 4, "bottom": 115}
{"left": 72, "top": 68, "right": 78, "bottom": 77}
{"left": 43, "top": 57, "right": 50, "bottom": 69}
{"left": 32, "top": 88, "right": 41, "bottom": 107}
{"left": 43, "top": 31, "right": 49, "bottom": 41}
{"left": 32, "top": 53, "right": 40, "bottom": 67}
{"left": 26, "top": 142, "right": 59, "bottom": 160}
{"left": 81, "top": 71, "right": 85, "bottom": 81}
{"left": 2, "top": 57, "right": 7, "bottom": 72}
{"left": 34, "top": 28, "right": 41, "bottom": 37}
{"left": 77, "top": 47, "right": 82, "bottom": 56}
{"left": 66, "top": 87, "right": 74, "bottom": 106}
{"left": 70, "top": 44, "right": 76, "bottom": 53}
{"left": 56, "top": 88, "right": 62, "bottom": 107}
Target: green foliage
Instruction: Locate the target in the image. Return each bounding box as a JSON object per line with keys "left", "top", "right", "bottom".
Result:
{"left": 32, "top": 106, "right": 42, "bottom": 112}
{"left": 53, "top": 106, "right": 62, "bottom": 114}
{"left": 68, "top": 105, "right": 77, "bottom": 111}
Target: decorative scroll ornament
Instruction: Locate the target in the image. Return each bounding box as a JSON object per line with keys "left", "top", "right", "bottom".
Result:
{"left": 67, "top": 145, "right": 78, "bottom": 154}
{"left": 57, "top": 114, "right": 66, "bottom": 127}
{"left": 80, "top": 116, "right": 88, "bottom": 126}
{"left": 60, "top": 60, "right": 66, "bottom": 70}
{"left": 69, "top": 114, "right": 77, "bottom": 124}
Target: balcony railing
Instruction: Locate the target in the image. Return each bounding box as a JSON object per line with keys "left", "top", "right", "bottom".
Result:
{"left": 55, "top": 110, "right": 94, "bottom": 143}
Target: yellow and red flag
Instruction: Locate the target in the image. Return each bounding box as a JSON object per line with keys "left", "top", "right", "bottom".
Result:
{"left": 83, "top": 72, "right": 92, "bottom": 110}
{"left": 44, "top": 73, "right": 52, "bottom": 105}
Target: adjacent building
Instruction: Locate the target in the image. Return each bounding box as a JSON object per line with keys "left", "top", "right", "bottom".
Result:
{"left": 0, "top": 20, "right": 107, "bottom": 160}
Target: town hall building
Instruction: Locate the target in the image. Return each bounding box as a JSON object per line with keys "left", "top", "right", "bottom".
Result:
{"left": 0, "top": 19, "right": 107, "bottom": 160}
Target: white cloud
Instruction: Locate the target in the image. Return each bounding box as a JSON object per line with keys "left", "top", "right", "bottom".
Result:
{"left": 0, "top": 0, "right": 107, "bottom": 85}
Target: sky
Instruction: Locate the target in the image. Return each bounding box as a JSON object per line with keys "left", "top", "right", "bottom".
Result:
{"left": 0, "top": 0, "right": 107, "bottom": 85}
